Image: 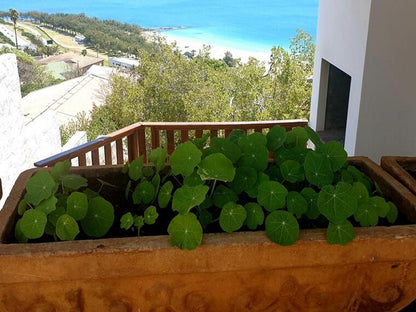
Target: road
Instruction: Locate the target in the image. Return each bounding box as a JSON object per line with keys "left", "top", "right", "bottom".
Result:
{"left": 0, "top": 24, "right": 31, "bottom": 49}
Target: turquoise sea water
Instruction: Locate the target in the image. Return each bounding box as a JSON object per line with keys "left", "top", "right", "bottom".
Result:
{"left": 0, "top": 0, "right": 319, "bottom": 50}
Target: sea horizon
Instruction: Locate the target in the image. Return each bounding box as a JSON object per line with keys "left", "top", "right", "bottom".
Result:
{"left": 1, "top": 0, "right": 319, "bottom": 55}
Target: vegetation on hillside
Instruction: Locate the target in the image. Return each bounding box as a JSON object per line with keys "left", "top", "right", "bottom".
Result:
{"left": 61, "top": 30, "right": 315, "bottom": 143}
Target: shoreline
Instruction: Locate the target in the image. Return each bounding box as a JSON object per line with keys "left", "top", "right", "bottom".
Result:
{"left": 146, "top": 30, "right": 272, "bottom": 64}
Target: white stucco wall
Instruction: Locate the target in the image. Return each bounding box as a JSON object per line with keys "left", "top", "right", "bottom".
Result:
{"left": 355, "top": 0, "right": 416, "bottom": 160}
{"left": 0, "top": 53, "right": 62, "bottom": 209}
{"left": 0, "top": 54, "right": 27, "bottom": 209}
{"left": 311, "top": 0, "right": 416, "bottom": 161}
{"left": 310, "top": 0, "right": 372, "bottom": 156}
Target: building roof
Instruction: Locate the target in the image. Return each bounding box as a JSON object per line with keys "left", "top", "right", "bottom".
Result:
{"left": 22, "top": 65, "right": 117, "bottom": 126}
{"left": 37, "top": 52, "right": 103, "bottom": 69}
{"left": 109, "top": 57, "right": 140, "bottom": 67}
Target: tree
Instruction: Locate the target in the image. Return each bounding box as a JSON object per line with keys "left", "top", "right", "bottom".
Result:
{"left": 9, "top": 8, "right": 19, "bottom": 49}
{"left": 81, "top": 49, "right": 87, "bottom": 56}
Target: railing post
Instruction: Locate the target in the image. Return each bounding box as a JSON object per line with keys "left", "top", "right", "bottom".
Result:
{"left": 127, "top": 131, "right": 139, "bottom": 163}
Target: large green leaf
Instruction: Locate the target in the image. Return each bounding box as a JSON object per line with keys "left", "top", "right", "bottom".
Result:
{"left": 257, "top": 181, "right": 288, "bottom": 212}
{"left": 318, "top": 182, "right": 357, "bottom": 224}
{"left": 51, "top": 160, "right": 71, "bottom": 181}
{"left": 285, "top": 127, "right": 308, "bottom": 148}
{"left": 61, "top": 174, "right": 88, "bottom": 191}
{"left": 275, "top": 146, "right": 310, "bottom": 166}
{"left": 36, "top": 196, "right": 57, "bottom": 215}
{"left": 168, "top": 213, "right": 203, "bottom": 250}
{"left": 132, "top": 181, "right": 155, "bottom": 205}
{"left": 286, "top": 191, "right": 308, "bottom": 218}
{"left": 244, "top": 202, "right": 264, "bottom": 230}
{"left": 301, "top": 187, "right": 320, "bottom": 219}
{"left": 20, "top": 209, "right": 47, "bottom": 239}
{"left": 66, "top": 192, "right": 88, "bottom": 220}
{"left": 304, "top": 151, "right": 334, "bottom": 188}
{"left": 197, "top": 153, "right": 235, "bottom": 181}
{"left": 230, "top": 166, "right": 257, "bottom": 194}
{"left": 280, "top": 160, "right": 304, "bottom": 183}
{"left": 351, "top": 182, "right": 369, "bottom": 205}
{"left": 304, "top": 126, "right": 323, "bottom": 147}
{"left": 183, "top": 170, "right": 204, "bottom": 186}
{"left": 213, "top": 185, "right": 238, "bottom": 208}
{"left": 210, "top": 137, "right": 242, "bottom": 163}
{"left": 316, "top": 141, "right": 348, "bottom": 171}
{"left": 172, "top": 185, "right": 209, "bottom": 214}
{"left": 238, "top": 132, "right": 267, "bottom": 150}
{"left": 238, "top": 145, "right": 269, "bottom": 172}
{"left": 56, "top": 214, "right": 79, "bottom": 241}
{"left": 144, "top": 206, "right": 159, "bottom": 225}
{"left": 25, "top": 171, "right": 56, "bottom": 206}
{"left": 326, "top": 220, "right": 355, "bottom": 245}
{"left": 227, "top": 129, "right": 246, "bottom": 144}
{"left": 15, "top": 219, "right": 28, "bottom": 243}
{"left": 129, "top": 157, "right": 143, "bottom": 181}
{"left": 81, "top": 196, "right": 114, "bottom": 237}
{"left": 219, "top": 202, "right": 247, "bottom": 233}
{"left": 158, "top": 181, "right": 173, "bottom": 208}
{"left": 149, "top": 147, "right": 167, "bottom": 172}
{"left": 354, "top": 201, "right": 379, "bottom": 227}
{"left": 170, "top": 141, "right": 202, "bottom": 177}
{"left": 266, "top": 126, "right": 287, "bottom": 152}
{"left": 48, "top": 206, "right": 66, "bottom": 227}
{"left": 265, "top": 210, "right": 299, "bottom": 246}
{"left": 370, "top": 196, "right": 390, "bottom": 217}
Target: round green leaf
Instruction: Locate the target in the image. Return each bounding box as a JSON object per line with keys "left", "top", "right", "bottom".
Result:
{"left": 170, "top": 141, "right": 202, "bottom": 177}
{"left": 158, "top": 181, "right": 173, "bottom": 208}
{"left": 66, "top": 192, "right": 88, "bottom": 220}
{"left": 197, "top": 153, "right": 235, "bottom": 181}
{"left": 326, "top": 220, "right": 355, "bottom": 245}
{"left": 172, "top": 185, "right": 209, "bottom": 215}
{"left": 183, "top": 170, "right": 204, "bottom": 186}
{"left": 316, "top": 141, "right": 348, "bottom": 171}
{"left": 149, "top": 147, "right": 167, "bottom": 172}
{"left": 238, "top": 133, "right": 267, "bottom": 151}
{"left": 56, "top": 214, "right": 79, "bottom": 241}
{"left": 304, "top": 151, "right": 334, "bottom": 188}
{"left": 318, "top": 182, "right": 357, "bottom": 224}
{"left": 213, "top": 185, "right": 238, "bottom": 208}
{"left": 244, "top": 203, "right": 264, "bottom": 230}
{"left": 257, "top": 181, "right": 288, "bottom": 212}
{"left": 285, "top": 127, "right": 308, "bottom": 148}
{"left": 210, "top": 137, "right": 242, "bottom": 163}
{"left": 25, "top": 171, "right": 56, "bottom": 206}
{"left": 125, "top": 180, "right": 132, "bottom": 200}
{"left": 142, "top": 166, "right": 154, "bottom": 177}
{"left": 81, "top": 196, "right": 114, "bottom": 237}
{"left": 48, "top": 206, "right": 66, "bottom": 227}
{"left": 36, "top": 196, "right": 57, "bottom": 215}
{"left": 20, "top": 209, "right": 47, "bottom": 239}
{"left": 120, "top": 212, "right": 134, "bottom": 230}
{"left": 134, "top": 215, "right": 145, "bottom": 230}
{"left": 370, "top": 196, "right": 390, "bottom": 217}
{"left": 347, "top": 166, "right": 373, "bottom": 193}
{"left": 387, "top": 202, "right": 398, "bottom": 224}
{"left": 230, "top": 166, "right": 257, "bottom": 194}
{"left": 227, "top": 129, "right": 246, "bottom": 144}
{"left": 197, "top": 207, "right": 213, "bottom": 229}
{"left": 44, "top": 221, "right": 56, "bottom": 236}
{"left": 152, "top": 174, "right": 161, "bottom": 197}
{"left": 15, "top": 219, "right": 28, "bottom": 243}
{"left": 275, "top": 146, "right": 310, "bottom": 166}
{"left": 266, "top": 126, "right": 287, "bottom": 152}
{"left": 238, "top": 145, "right": 269, "bottom": 172}
{"left": 17, "top": 199, "right": 28, "bottom": 216}
{"left": 287, "top": 191, "right": 308, "bottom": 218}
{"left": 133, "top": 181, "right": 155, "bottom": 205}
{"left": 129, "top": 157, "right": 143, "bottom": 181}
{"left": 301, "top": 187, "right": 320, "bottom": 219}
{"left": 168, "top": 213, "right": 203, "bottom": 250}
{"left": 144, "top": 206, "right": 159, "bottom": 225}
{"left": 354, "top": 201, "right": 379, "bottom": 227}
{"left": 61, "top": 174, "right": 88, "bottom": 191}
{"left": 280, "top": 160, "right": 304, "bottom": 183}
{"left": 51, "top": 160, "right": 71, "bottom": 181}
{"left": 304, "top": 126, "right": 323, "bottom": 147}
{"left": 219, "top": 202, "right": 247, "bottom": 233}
{"left": 352, "top": 182, "right": 369, "bottom": 205}
{"left": 265, "top": 210, "right": 299, "bottom": 246}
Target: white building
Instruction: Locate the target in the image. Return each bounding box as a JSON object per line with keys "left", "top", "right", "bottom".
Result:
{"left": 309, "top": 0, "right": 416, "bottom": 162}
{"left": 109, "top": 57, "right": 139, "bottom": 69}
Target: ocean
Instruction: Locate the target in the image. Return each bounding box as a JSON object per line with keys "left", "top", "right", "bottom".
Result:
{"left": 0, "top": 0, "right": 319, "bottom": 51}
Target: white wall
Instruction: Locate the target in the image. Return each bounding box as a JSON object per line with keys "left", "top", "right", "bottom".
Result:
{"left": 356, "top": 0, "right": 416, "bottom": 160}
{"left": 0, "top": 54, "right": 62, "bottom": 209}
{"left": 310, "top": 0, "right": 372, "bottom": 156}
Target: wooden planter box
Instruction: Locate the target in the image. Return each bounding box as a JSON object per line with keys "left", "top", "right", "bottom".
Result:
{"left": 381, "top": 157, "right": 416, "bottom": 220}
{"left": 1, "top": 157, "right": 416, "bottom": 311}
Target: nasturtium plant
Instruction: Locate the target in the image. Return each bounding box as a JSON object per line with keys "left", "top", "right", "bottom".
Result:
{"left": 326, "top": 220, "right": 355, "bottom": 245}
{"left": 266, "top": 126, "right": 286, "bottom": 152}
{"left": 304, "top": 151, "right": 334, "bottom": 188}
{"left": 129, "top": 157, "right": 144, "bottom": 181}
{"left": 61, "top": 174, "right": 88, "bottom": 191}
{"left": 316, "top": 141, "right": 348, "bottom": 171}
{"left": 158, "top": 181, "right": 173, "bottom": 208}
{"left": 168, "top": 213, "right": 203, "bottom": 250}
{"left": 244, "top": 203, "right": 264, "bottom": 230}
{"left": 213, "top": 185, "right": 238, "bottom": 208}
{"left": 280, "top": 160, "right": 304, "bottom": 183}
{"left": 285, "top": 127, "right": 308, "bottom": 148}
{"left": 170, "top": 141, "right": 202, "bottom": 177}
{"left": 219, "top": 202, "right": 247, "bottom": 233}
{"left": 24, "top": 171, "right": 56, "bottom": 206}
{"left": 265, "top": 210, "right": 299, "bottom": 246}
{"left": 149, "top": 147, "right": 167, "bottom": 173}
{"left": 230, "top": 166, "right": 257, "bottom": 194}
{"left": 66, "top": 192, "right": 88, "bottom": 220}
{"left": 172, "top": 185, "right": 209, "bottom": 215}
{"left": 81, "top": 196, "right": 114, "bottom": 237}
{"left": 56, "top": 214, "right": 79, "bottom": 241}
{"left": 144, "top": 206, "right": 159, "bottom": 225}
{"left": 198, "top": 153, "right": 235, "bottom": 181}
{"left": 257, "top": 181, "right": 288, "bottom": 212}
{"left": 286, "top": 191, "right": 308, "bottom": 218}
{"left": 120, "top": 212, "right": 134, "bottom": 230}
{"left": 209, "top": 137, "right": 242, "bottom": 163}
{"left": 20, "top": 209, "right": 47, "bottom": 239}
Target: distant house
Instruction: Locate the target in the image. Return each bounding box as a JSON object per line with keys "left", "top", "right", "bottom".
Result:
{"left": 109, "top": 57, "right": 139, "bottom": 69}
{"left": 38, "top": 52, "right": 104, "bottom": 78}
{"left": 74, "top": 34, "right": 86, "bottom": 44}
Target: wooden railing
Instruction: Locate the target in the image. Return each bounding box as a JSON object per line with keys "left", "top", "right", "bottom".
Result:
{"left": 34, "top": 120, "right": 309, "bottom": 167}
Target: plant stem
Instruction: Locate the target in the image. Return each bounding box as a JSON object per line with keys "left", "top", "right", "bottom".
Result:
{"left": 210, "top": 179, "right": 217, "bottom": 198}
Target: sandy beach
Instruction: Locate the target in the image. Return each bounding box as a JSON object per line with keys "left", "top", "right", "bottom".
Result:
{"left": 146, "top": 31, "right": 271, "bottom": 64}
